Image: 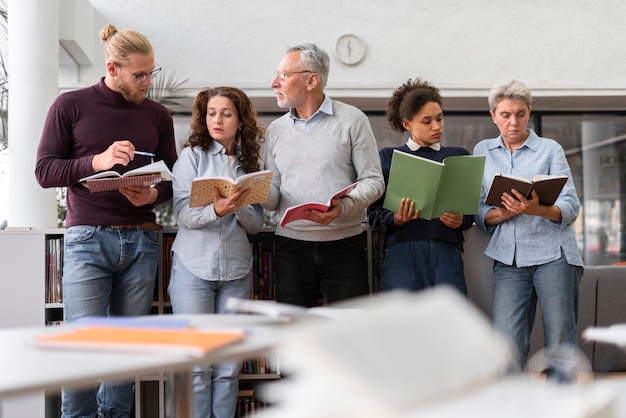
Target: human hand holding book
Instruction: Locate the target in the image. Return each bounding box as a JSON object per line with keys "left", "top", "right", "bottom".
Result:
{"left": 189, "top": 170, "right": 273, "bottom": 208}
{"left": 382, "top": 151, "right": 485, "bottom": 220}
{"left": 79, "top": 160, "right": 175, "bottom": 193}
{"left": 279, "top": 182, "right": 357, "bottom": 227}
{"left": 485, "top": 173, "right": 568, "bottom": 208}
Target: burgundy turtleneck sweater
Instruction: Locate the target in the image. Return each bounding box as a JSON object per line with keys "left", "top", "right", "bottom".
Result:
{"left": 35, "top": 77, "right": 177, "bottom": 227}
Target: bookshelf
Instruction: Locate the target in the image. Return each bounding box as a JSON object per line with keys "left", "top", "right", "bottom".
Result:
{"left": 0, "top": 229, "right": 57, "bottom": 418}
{"left": 0, "top": 225, "right": 383, "bottom": 418}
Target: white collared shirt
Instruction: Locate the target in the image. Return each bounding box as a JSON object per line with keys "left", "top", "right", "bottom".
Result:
{"left": 407, "top": 137, "right": 441, "bottom": 151}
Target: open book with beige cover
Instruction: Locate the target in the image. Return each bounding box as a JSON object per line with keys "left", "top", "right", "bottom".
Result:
{"left": 189, "top": 170, "right": 273, "bottom": 208}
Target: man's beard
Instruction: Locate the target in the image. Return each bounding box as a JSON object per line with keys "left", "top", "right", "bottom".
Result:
{"left": 118, "top": 81, "right": 147, "bottom": 105}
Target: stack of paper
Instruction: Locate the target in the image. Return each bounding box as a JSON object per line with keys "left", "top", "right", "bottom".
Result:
{"left": 251, "top": 288, "right": 620, "bottom": 418}
{"left": 584, "top": 325, "right": 626, "bottom": 347}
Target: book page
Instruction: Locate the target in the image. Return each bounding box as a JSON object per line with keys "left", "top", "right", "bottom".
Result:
{"left": 79, "top": 160, "right": 174, "bottom": 182}
{"left": 124, "top": 160, "right": 174, "bottom": 180}
{"left": 534, "top": 174, "right": 567, "bottom": 181}
{"left": 499, "top": 173, "right": 532, "bottom": 183}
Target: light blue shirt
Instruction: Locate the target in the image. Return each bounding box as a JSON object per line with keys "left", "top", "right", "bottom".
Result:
{"left": 473, "top": 130, "right": 583, "bottom": 267}
{"left": 288, "top": 94, "right": 333, "bottom": 128}
{"left": 171, "top": 141, "right": 264, "bottom": 280}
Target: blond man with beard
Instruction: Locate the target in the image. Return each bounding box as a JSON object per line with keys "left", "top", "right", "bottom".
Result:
{"left": 35, "top": 24, "right": 177, "bottom": 417}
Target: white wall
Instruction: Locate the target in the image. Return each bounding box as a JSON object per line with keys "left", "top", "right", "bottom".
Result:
{"left": 64, "top": 0, "right": 626, "bottom": 111}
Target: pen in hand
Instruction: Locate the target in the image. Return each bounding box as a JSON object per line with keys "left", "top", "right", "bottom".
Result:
{"left": 134, "top": 150, "right": 155, "bottom": 164}
{"left": 133, "top": 151, "right": 156, "bottom": 157}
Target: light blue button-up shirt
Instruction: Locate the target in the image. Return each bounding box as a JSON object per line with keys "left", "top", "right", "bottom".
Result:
{"left": 473, "top": 130, "right": 583, "bottom": 268}
{"left": 171, "top": 141, "right": 264, "bottom": 281}
{"left": 288, "top": 94, "right": 333, "bottom": 128}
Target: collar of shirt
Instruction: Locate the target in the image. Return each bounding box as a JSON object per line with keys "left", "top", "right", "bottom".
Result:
{"left": 490, "top": 129, "right": 539, "bottom": 152}
{"left": 208, "top": 139, "right": 241, "bottom": 155}
{"left": 406, "top": 138, "right": 441, "bottom": 151}
{"left": 289, "top": 95, "right": 333, "bottom": 126}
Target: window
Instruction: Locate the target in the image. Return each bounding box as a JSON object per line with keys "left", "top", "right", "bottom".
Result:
{"left": 259, "top": 110, "right": 626, "bottom": 266}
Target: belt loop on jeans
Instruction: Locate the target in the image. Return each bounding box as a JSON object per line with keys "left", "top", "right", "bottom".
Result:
{"left": 110, "top": 222, "right": 163, "bottom": 231}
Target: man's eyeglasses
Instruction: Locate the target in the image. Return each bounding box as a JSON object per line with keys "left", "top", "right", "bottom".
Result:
{"left": 274, "top": 70, "right": 312, "bottom": 81}
{"left": 117, "top": 64, "right": 162, "bottom": 84}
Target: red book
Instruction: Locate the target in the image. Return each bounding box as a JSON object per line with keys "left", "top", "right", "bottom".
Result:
{"left": 279, "top": 183, "right": 357, "bottom": 227}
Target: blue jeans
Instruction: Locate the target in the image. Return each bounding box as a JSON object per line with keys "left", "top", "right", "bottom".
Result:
{"left": 168, "top": 254, "right": 251, "bottom": 418}
{"left": 273, "top": 234, "right": 369, "bottom": 307}
{"left": 492, "top": 253, "right": 583, "bottom": 382}
{"left": 382, "top": 240, "right": 467, "bottom": 295}
{"left": 61, "top": 226, "right": 159, "bottom": 418}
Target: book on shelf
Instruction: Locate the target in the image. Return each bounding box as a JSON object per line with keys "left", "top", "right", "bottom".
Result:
{"left": 45, "top": 236, "right": 64, "bottom": 304}
{"left": 279, "top": 182, "right": 357, "bottom": 227}
{"left": 236, "top": 392, "right": 268, "bottom": 417}
{"left": 382, "top": 150, "right": 486, "bottom": 220}
{"left": 161, "top": 234, "right": 175, "bottom": 303}
{"left": 238, "top": 389, "right": 255, "bottom": 398}
{"left": 485, "top": 173, "right": 568, "bottom": 207}
{"left": 189, "top": 169, "right": 273, "bottom": 208}
{"left": 79, "top": 160, "right": 175, "bottom": 193}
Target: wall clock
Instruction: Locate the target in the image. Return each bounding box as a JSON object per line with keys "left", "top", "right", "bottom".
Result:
{"left": 335, "top": 34, "right": 366, "bottom": 65}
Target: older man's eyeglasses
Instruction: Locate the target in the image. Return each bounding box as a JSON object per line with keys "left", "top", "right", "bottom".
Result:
{"left": 274, "top": 70, "right": 312, "bottom": 81}
{"left": 117, "top": 64, "right": 162, "bottom": 84}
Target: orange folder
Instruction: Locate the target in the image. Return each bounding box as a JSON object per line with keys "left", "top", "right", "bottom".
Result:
{"left": 35, "top": 326, "right": 246, "bottom": 358}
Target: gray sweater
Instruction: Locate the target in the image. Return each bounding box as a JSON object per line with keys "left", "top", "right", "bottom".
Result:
{"left": 263, "top": 97, "right": 384, "bottom": 241}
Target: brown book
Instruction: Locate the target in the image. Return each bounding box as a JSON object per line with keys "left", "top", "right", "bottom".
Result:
{"left": 485, "top": 174, "right": 568, "bottom": 207}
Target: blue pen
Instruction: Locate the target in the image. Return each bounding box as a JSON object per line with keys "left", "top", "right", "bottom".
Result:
{"left": 134, "top": 151, "right": 156, "bottom": 157}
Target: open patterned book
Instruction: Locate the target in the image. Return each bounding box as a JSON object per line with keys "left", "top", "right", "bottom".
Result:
{"left": 189, "top": 170, "right": 273, "bottom": 208}
{"left": 79, "top": 160, "right": 174, "bottom": 193}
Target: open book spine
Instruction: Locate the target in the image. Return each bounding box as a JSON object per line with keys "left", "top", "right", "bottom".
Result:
{"left": 85, "top": 174, "right": 162, "bottom": 193}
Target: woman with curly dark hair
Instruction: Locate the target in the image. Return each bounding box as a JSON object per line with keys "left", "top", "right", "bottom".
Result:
{"left": 169, "top": 87, "right": 265, "bottom": 418}
{"left": 367, "top": 78, "right": 473, "bottom": 295}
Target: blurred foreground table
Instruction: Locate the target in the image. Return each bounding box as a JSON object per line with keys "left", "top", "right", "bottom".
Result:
{"left": 0, "top": 314, "right": 280, "bottom": 418}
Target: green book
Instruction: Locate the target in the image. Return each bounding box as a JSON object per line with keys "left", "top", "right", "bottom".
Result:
{"left": 382, "top": 150, "right": 486, "bottom": 220}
